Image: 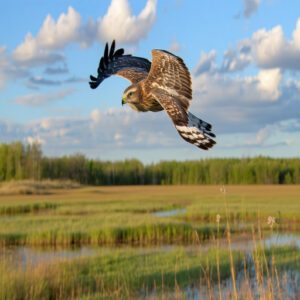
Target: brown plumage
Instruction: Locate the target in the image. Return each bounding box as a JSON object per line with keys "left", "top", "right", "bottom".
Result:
{"left": 90, "top": 41, "right": 216, "bottom": 150}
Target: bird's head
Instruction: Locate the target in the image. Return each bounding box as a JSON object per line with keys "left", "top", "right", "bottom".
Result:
{"left": 122, "top": 85, "right": 141, "bottom": 106}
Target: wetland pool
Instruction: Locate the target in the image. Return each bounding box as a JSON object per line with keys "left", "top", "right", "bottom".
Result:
{"left": 1, "top": 233, "right": 299, "bottom": 268}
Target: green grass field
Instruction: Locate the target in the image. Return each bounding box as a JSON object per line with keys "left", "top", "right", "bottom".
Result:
{"left": 0, "top": 184, "right": 300, "bottom": 299}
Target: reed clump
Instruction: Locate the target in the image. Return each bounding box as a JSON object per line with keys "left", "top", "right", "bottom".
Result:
{"left": 0, "top": 202, "right": 57, "bottom": 215}
{"left": 0, "top": 223, "right": 226, "bottom": 247}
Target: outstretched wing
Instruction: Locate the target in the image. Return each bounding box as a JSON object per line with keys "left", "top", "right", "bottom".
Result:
{"left": 146, "top": 50, "right": 215, "bottom": 150}
{"left": 151, "top": 89, "right": 216, "bottom": 150}
{"left": 146, "top": 50, "right": 192, "bottom": 111}
{"left": 89, "top": 40, "right": 151, "bottom": 89}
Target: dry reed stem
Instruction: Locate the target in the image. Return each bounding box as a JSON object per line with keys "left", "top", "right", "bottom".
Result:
{"left": 258, "top": 222, "right": 275, "bottom": 300}
{"left": 216, "top": 222, "right": 222, "bottom": 300}
{"left": 222, "top": 186, "right": 238, "bottom": 300}
{"left": 161, "top": 270, "right": 164, "bottom": 300}
{"left": 252, "top": 224, "right": 263, "bottom": 299}
{"left": 273, "top": 256, "right": 283, "bottom": 300}
{"left": 243, "top": 254, "right": 253, "bottom": 300}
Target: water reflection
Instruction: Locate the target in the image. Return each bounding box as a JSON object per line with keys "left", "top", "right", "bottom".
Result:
{"left": 1, "top": 233, "right": 299, "bottom": 299}
{"left": 264, "top": 233, "right": 300, "bottom": 249}
{"left": 157, "top": 270, "right": 300, "bottom": 300}
{"left": 0, "top": 246, "right": 97, "bottom": 268}
{"left": 0, "top": 233, "right": 299, "bottom": 270}
{"left": 153, "top": 208, "right": 187, "bottom": 217}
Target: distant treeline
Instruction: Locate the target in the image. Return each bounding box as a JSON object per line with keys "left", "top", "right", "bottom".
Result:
{"left": 1, "top": 141, "right": 300, "bottom": 185}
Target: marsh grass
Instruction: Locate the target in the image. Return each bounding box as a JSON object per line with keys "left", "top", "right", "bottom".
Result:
{"left": 0, "top": 246, "right": 243, "bottom": 300}
{"left": 0, "top": 185, "right": 299, "bottom": 299}
{"left": 0, "top": 185, "right": 299, "bottom": 247}
{"left": 0, "top": 242, "right": 299, "bottom": 299}
{"left": 0, "top": 202, "right": 57, "bottom": 216}
{"left": 0, "top": 223, "right": 227, "bottom": 247}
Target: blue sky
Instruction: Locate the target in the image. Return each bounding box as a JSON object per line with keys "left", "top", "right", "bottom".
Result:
{"left": 1, "top": 0, "right": 300, "bottom": 162}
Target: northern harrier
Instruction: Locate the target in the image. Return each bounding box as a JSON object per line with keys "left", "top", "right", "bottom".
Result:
{"left": 89, "top": 41, "right": 216, "bottom": 150}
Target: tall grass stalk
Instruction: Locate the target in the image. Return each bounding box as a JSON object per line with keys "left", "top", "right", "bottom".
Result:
{"left": 226, "top": 220, "right": 238, "bottom": 300}
{"left": 272, "top": 255, "right": 283, "bottom": 300}
{"left": 216, "top": 215, "right": 222, "bottom": 300}
{"left": 258, "top": 221, "right": 274, "bottom": 299}
{"left": 243, "top": 254, "right": 253, "bottom": 299}
{"left": 222, "top": 185, "right": 238, "bottom": 300}
{"left": 252, "top": 225, "right": 263, "bottom": 299}
{"left": 206, "top": 258, "right": 213, "bottom": 300}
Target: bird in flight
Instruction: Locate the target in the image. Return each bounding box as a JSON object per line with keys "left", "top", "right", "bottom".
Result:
{"left": 89, "top": 41, "right": 216, "bottom": 150}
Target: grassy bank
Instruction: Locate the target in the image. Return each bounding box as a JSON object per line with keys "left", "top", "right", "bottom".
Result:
{"left": 0, "top": 185, "right": 299, "bottom": 247}
{"left": 0, "top": 180, "right": 80, "bottom": 195}
{"left": 0, "top": 247, "right": 237, "bottom": 299}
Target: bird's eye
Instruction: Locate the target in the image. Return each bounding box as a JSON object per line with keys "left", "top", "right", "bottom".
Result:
{"left": 128, "top": 92, "right": 133, "bottom": 97}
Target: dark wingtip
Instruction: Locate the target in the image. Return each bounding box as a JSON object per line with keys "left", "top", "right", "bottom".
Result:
{"left": 89, "top": 81, "right": 99, "bottom": 89}
{"left": 199, "top": 145, "right": 209, "bottom": 150}
{"left": 90, "top": 75, "right": 98, "bottom": 81}
{"left": 100, "top": 57, "right": 105, "bottom": 71}
{"left": 104, "top": 43, "right": 109, "bottom": 66}
{"left": 205, "top": 123, "right": 212, "bottom": 131}
{"left": 114, "top": 48, "right": 124, "bottom": 57}
{"left": 91, "top": 40, "right": 127, "bottom": 89}
{"left": 109, "top": 40, "right": 116, "bottom": 59}
{"left": 206, "top": 132, "right": 216, "bottom": 138}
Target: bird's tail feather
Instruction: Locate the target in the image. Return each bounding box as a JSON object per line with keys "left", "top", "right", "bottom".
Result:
{"left": 175, "top": 112, "right": 216, "bottom": 150}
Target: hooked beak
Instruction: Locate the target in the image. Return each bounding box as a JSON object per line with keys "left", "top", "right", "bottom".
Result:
{"left": 122, "top": 96, "right": 126, "bottom": 106}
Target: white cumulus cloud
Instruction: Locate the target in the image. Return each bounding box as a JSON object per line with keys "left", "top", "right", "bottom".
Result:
{"left": 13, "top": 7, "right": 80, "bottom": 65}
{"left": 12, "top": 0, "right": 157, "bottom": 67}
{"left": 98, "top": 0, "right": 156, "bottom": 44}
{"left": 12, "top": 33, "right": 65, "bottom": 66}
{"left": 247, "top": 20, "right": 300, "bottom": 70}
{"left": 217, "top": 18, "right": 300, "bottom": 72}
{"left": 257, "top": 68, "right": 281, "bottom": 101}
{"left": 37, "top": 7, "right": 81, "bottom": 50}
